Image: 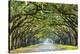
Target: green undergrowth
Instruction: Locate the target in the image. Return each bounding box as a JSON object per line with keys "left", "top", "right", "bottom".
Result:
{"left": 10, "top": 44, "right": 40, "bottom": 53}
{"left": 57, "top": 44, "right": 78, "bottom": 50}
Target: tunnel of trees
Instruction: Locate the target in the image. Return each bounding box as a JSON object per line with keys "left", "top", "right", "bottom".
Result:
{"left": 9, "top": 1, "right": 78, "bottom": 51}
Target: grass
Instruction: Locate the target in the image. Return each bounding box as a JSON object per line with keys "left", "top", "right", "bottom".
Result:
{"left": 10, "top": 44, "right": 40, "bottom": 53}
{"left": 57, "top": 44, "right": 78, "bottom": 50}
{"left": 10, "top": 44, "right": 78, "bottom": 54}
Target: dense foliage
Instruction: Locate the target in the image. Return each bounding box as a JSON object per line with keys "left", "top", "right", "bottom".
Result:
{"left": 9, "top": 1, "right": 78, "bottom": 50}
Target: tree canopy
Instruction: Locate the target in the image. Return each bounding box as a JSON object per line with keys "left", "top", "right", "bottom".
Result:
{"left": 9, "top": 1, "right": 78, "bottom": 50}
